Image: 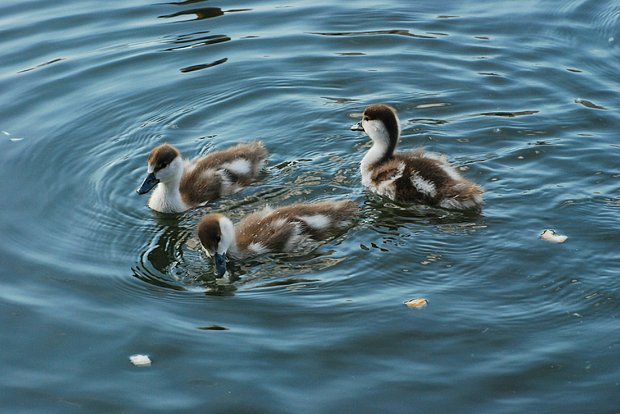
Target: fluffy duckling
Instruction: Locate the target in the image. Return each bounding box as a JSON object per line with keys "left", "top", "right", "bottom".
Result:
{"left": 137, "top": 141, "right": 267, "bottom": 213}
{"left": 198, "top": 200, "right": 358, "bottom": 276}
{"left": 351, "top": 104, "right": 483, "bottom": 210}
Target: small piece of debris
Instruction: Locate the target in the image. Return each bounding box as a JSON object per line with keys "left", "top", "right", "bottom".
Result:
{"left": 404, "top": 298, "right": 429, "bottom": 309}
{"left": 129, "top": 354, "right": 152, "bottom": 367}
{"left": 540, "top": 229, "right": 568, "bottom": 243}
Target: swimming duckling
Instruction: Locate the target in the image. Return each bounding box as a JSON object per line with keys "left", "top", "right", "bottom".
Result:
{"left": 198, "top": 200, "right": 358, "bottom": 276}
{"left": 136, "top": 141, "right": 267, "bottom": 213}
{"left": 351, "top": 104, "right": 483, "bottom": 210}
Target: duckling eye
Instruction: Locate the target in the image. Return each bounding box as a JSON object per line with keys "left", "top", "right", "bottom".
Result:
{"left": 363, "top": 116, "right": 369, "bottom": 121}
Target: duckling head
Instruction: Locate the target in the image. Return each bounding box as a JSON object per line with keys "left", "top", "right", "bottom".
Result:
{"left": 198, "top": 214, "right": 235, "bottom": 277}
{"left": 136, "top": 144, "right": 183, "bottom": 195}
{"left": 351, "top": 104, "right": 401, "bottom": 160}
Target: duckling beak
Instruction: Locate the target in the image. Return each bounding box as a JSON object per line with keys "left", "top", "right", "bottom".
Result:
{"left": 351, "top": 121, "right": 364, "bottom": 132}
{"left": 214, "top": 253, "right": 227, "bottom": 277}
{"left": 136, "top": 172, "right": 159, "bottom": 195}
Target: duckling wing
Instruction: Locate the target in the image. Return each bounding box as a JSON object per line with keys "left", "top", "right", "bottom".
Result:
{"left": 391, "top": 152, "right": 483, "bottom": 209}
{"left": 200, "top": 141, "right": 267, "bottom": 182}
{"left": 180, "top": 142, "right": 268, "bottom": 205}
{"left": 272, "top": 201, "right": 358, "bottom": 239}
{"left": 235, "top": 211, "right": 301, "bottom": 256}
{"left": 364, "top": 159, "right": 408, "bottom": 200}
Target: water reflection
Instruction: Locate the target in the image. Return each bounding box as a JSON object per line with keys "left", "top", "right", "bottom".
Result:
{"left": 131, "top": 215, "right": 192, "bottom": 291}
{"left": 363, "top": 195, "right": 485, "bottom": 231}
{"left": 159, "top": 7, "right": 251, "bottom": 21}
{"left": 180, "top": 58, "right": 228, "bottom": 73}
{"left": 480, "top": 110, "right": 539, "bottom": 117}
{"left": 166, "top": 0, "right": 208, "bottom": 5}
{"left": 360, "top": 195, "right": 486, "bottom": 258}
{"left": 18, "top": 57, "right": 65, "bottom": 74}
{"left": 163, "top": 32, "right": 231, "bottom": 52}
{"left": 311, "top": 29, "right": 436, "bottom": 39}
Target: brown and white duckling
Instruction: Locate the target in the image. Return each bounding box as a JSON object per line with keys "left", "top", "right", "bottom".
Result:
{"left": 198, "top": 200, "right": 358, "bottom": 276}
{"left": 351, "top": 104, "right": 483, "bottom": 210}
{"left": 136, "top": 141, "right": 267, "bottom": 213}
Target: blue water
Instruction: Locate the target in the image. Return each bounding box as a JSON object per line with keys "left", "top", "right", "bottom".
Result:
{"left": 1, "top": 0, "right": 619, "bottom": 412}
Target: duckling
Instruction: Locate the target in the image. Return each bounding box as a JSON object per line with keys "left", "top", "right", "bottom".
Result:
{"left": 351, "top": 104, "right": 483, "bottom": 210}
{"left": 198, "top": 200, "right": 358, "bottom": 276}
{"left": 136, "top": 141, "right": 267, "bottom": 213}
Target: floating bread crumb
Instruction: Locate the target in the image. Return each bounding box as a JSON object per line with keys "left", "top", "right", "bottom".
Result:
{"left": 129, "top": 354, "right": 151, "bottom": 367}
{"left": 404, "top": 298, "right": 429, "bottom": 309}
{"left": 540, "top": 229, "right": 567, "bottom": 243}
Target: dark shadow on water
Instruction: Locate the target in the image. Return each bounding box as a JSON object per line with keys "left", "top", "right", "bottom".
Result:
{"left": 479, "top": 110, "right": 539, "bottom": 118}
{"left": 159, "top": 7, "right": 223, "bottom": 20}
{"left": 18, "top": 57, "right": 65, "bottom": 74}
{"left": 248, "top": 278, "right": 321, "bottom": 289}
{"left": 310, "top": 29, "right": 436, "bottom": 39}
{"left": 163, "top": 33, "right": 231, "bottom": 52}
{"left": 166, "top": 0, "right": 208, "bottom": 5}
{"left": 180, "top": 58, "right": 228, "bottom": 73}
{"left": 159, "top": 7, "right": 251, "bottom": 21}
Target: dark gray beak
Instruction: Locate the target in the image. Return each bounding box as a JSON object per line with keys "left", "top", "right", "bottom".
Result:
{"left": 351, "top": 121, "right": 364, "bottom": 131}
{"left": 136, "top": 172, "right": 159, "bottom": 195}
{"left": 214, "top": 253, "right": 227, "bottom": 277}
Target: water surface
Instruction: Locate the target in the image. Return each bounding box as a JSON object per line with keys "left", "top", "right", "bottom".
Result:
{"left": 1, "top": 0, "right": 619, "bottom": 412}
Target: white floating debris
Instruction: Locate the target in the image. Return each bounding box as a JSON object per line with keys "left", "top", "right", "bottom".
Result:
{"left": 404, "top": 298, "right": 429, "bottom": 309}
{"left": 129, "top": 354, "right": 152, "bottom": 367}
{"left": 540, "top": 229, "right": 568, "bottom": 243}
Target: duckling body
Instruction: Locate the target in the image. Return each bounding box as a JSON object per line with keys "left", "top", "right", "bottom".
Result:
{"left": 198, "top": 200, "right": 358, "bottom": 276}
{"left": 352, "top": 104, "right": 483, "bottom": 210}
{"left": 137, "top": 141, "right": 267, "bottom": 213}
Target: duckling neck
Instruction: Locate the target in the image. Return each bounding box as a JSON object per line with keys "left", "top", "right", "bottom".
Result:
{"left": 361, "top": 134, "right": 396, "bottom": 169}
{"left": 219, "top": 216, "right": 238, "bottom": 255}
{"left": 148, "top": 163, "right": 189, "bottom": 213}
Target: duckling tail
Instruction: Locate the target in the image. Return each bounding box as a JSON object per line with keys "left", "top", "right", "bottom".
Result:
{"left": 440, "top": 182, "right": 484, "bottom": 211}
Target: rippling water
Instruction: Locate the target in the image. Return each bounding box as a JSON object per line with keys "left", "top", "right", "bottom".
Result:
{"left": 1, "top": 0, "right": 619, "bottom": 412}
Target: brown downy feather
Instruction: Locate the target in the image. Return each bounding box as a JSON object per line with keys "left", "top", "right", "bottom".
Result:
{"left": 180, "top": 141, "right": 267, "bottom": 206}
{"left": 233, "top": 200, "right": 358, "bottom": 256}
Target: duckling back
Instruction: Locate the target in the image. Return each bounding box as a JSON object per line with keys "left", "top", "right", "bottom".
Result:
{"left": 397, "top": 150, "right": 483, "bottom": 210}
{"left": 179, "top": 141, "right": 267, "bottom": 207}
{"left": 234, "top": 200, "right": 358, "bottom": 257}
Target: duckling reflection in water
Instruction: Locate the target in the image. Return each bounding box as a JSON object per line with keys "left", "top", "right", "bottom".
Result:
{"left": 198, "top": 200, "right": 358, "bottom": 277}
{"left": 351, "top": 104, "right": 483, "bottom": 210}
{"left": 137, "top": 141, "right": 267, "bottom": 213}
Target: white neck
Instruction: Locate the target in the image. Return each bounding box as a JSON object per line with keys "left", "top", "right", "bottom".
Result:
{"left": 218, "top": 216, "right": 236, "bottom": 254}
{"left": 361, "top": 139, "right": 390, "bottom": 170}
{"left": 361, "top": 119, "right": 395, "bottom": 169}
